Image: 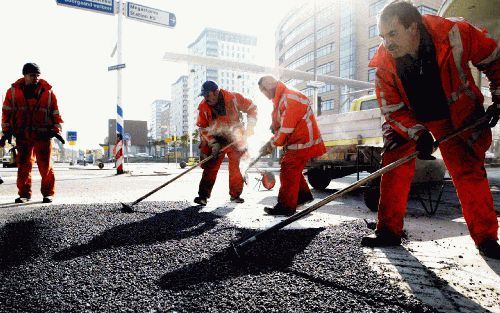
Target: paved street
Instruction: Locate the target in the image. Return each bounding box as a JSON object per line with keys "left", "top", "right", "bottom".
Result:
{"left": 0, "top": 162, "right": 499, "bottom": 312}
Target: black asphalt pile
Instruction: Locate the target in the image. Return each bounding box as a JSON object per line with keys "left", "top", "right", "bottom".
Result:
{"left": 0, "top": 202, "right": 437, "bottom": 312}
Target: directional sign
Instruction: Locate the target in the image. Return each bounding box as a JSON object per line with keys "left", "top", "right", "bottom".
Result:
{"left": 66, "top": 131, "right": 77, "bottom": 141}
{"left": 56, "top": 0, "right": 115, "bottom": 15}
{"left": 108, "top": 63, "right": 126, "bottom": 71}
{"left": 126, "top": 2, "right": 176, "bottom": 28}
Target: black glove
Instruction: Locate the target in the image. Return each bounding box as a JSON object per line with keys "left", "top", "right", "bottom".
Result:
{"left": 209, "top": 142, "right": 221, "bottom": 158}
{"left": 259, "top": 141, "right": 274, "bottom": 156}
{"left": 415, "top": 130, "right": 436, "bottom": 160}
{"left": 485, "top": 97, "right": 499, "bottom": 128}
{"left": 52, "top": 132, "right": 66, "bottom": 144}
{"left": 0, "top": 131, "right": 13, "bottom": 147}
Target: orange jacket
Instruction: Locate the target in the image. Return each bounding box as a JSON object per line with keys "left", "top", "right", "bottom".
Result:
{"left": 369, "top": 15, "right": 499, "bottom": 144}
{"left": 2, "top": 78, "right": 63, "bottom": 138}
{"left": 197, "top": 88, "right": 257, "bottom": 149}
{"left": 270, "top": 81, "right": 326, "bottom": 158}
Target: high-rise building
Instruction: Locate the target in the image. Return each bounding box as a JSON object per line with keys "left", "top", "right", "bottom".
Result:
{"left": 187, "top": 28, "right": 258, "bottom": 134}
{"left": 275, "top": 0, "right": 444, "bottom": 115}
{"left": 171, "top": 75, "right": 189, "bottom": 137}
{"left": 150, "top": 99, "right": 170, "bottom": 140}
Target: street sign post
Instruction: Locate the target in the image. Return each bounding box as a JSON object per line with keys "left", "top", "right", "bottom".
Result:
{"left": 108, "top": 63, "right": 126, "bottom": 71}
{"left": 56, "top": 0, "right": 115, "bottom": 15}
{"left": 126, "top": 2, "right": 176, "bottom": 28}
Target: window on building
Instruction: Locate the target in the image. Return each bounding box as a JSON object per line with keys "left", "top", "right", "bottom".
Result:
{"left": 321, "top": 99, "right": 334, "bottom": 111}
{"left": 368, "top": 68, "right": 376, "bottom": 82}
{"left": 317, "top": 62, "right": 335, "bottom": 75}
{"left": 319, "top": 84, "right": 335, "bottom": 94}
{"left": 369, "top": 0, "right": 387, "bottom": 17}
{"left": 316, "top": 43, "right": 335, "bottom": 58}
{"left": 368, "top": 24, "right": 378, "bottom": 38}
{"left": 417, "top": 5, "right": 437, "bottom": 15}
{"left": 368, "top": 46, "right": 378, "bottom": 60}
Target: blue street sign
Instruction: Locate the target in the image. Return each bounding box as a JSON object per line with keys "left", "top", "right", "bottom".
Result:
{"left": 108, "top": 63, "right": 126, "bottom": 71}
{"left": 56, "top": 0, "right": 115, "bottom": 15}
{"left": 66, "top": 131, "right": 77, "bottom": 141}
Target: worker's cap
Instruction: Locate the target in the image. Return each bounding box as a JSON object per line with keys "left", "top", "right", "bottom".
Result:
{"left": 22, "top": 63, "right": 41, "bottom": 75}
{"left": 199, "top": 81, "right": 218, "bottom": 97}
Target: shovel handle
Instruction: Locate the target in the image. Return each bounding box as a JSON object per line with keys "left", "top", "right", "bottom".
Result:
{"left": 130, "top": 141, "right": 237, "bottom": 206}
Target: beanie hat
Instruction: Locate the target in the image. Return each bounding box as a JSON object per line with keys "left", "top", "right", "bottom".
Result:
{"left": 22, "top": 63, "right": 41, "bottom": 75}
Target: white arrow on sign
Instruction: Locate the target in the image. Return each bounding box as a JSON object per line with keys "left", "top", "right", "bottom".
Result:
{"left": 126, "top": 2, "right": 176, "bottom": 28}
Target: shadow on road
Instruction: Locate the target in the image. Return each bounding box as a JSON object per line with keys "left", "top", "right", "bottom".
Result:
{"left": 52, "top": 205, "right": 233, "bottom": 261}
{"left": 0, "top": 220, "right": 44, "bottom": 270}
{"left": 157, "top": 228, "right": 324, "bottom": 290}
{"left": 379, "top": 246, "right": 494, "bottom": 313}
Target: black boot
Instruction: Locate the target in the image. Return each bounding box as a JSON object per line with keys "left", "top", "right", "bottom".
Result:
{"left": 193, "top": 196, "right": 207, "bottom": 206}
{"left": 478, "top": 239, "right": 500, "bottom": 259}
{"left": 297, "top": 191, "right": 313, "bottom": 206}
{"left": 264, "top": 203, "right": 296, "bottom": 216}
{"left": 361, "top": 230, "right": 401, "bottom": 247}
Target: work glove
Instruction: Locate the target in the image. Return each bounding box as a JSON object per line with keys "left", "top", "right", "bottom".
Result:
{"left": 51, "top": 132, "right": 66, "bottom": 144}
{"left": 415, "top": 130, "right": 436, "bottom": 160}
{"left": 209, "top": 142, "right": 222, "bottom": 158}
{"left": 0, "top": 131, "right": 13, "bottom": 147}
{"left": 259, "top": 141, "right": 274, "bottom": 156}
{"left": 485, "top": 96, "right": 499, "bottom": 128}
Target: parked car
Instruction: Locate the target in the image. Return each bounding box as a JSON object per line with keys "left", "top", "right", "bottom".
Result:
{"left": 2, "top": 152, "right": 16, "bottom": 168}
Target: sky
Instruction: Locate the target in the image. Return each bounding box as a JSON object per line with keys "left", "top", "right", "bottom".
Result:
{"left": 0, "top": 0, "right": 307, "bottom": 149}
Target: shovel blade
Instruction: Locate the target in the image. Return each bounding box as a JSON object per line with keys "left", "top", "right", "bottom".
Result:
{"left": 120, "top": 202, "right": 135, "bottom": 213}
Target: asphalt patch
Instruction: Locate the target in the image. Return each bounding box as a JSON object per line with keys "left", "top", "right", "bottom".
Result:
{"left": 0, "top": 201, "right": 438, "bottom": 312}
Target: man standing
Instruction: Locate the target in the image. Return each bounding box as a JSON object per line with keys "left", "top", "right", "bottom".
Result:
{"left": 193, "top": 81, "right": 257, "bottom": 206}
{"left": 363, "top": 0, "right": 499, "bottom": 259}
{"left": 258, "top": 76, "right": 326, "bottom": 216}
{"left": 1, "top": 63, "right": 64, "bottom": 203}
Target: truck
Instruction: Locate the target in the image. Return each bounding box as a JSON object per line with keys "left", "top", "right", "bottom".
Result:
{"left": 306, "top": 95, "right": 383, "bottom": 190}
{"left": 306, "top": 94, "right": 447, "bottom": 213}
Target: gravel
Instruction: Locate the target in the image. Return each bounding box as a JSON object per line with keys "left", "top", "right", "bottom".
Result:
{"left": 0, "top": 201, "right": 437, "bottom": 312}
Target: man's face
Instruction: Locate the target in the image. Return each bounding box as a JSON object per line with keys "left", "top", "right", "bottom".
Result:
{"left": 259, "top": 85, "right": 274, "bottom": 100}
{"left": 204, "top": 90, "right": 218, "bottom": 106}
{"left": 379, "top": 17, "right": 419, "bottom": 59}
{"left": 24, "top": 73, "right": 40, "bottom": 85}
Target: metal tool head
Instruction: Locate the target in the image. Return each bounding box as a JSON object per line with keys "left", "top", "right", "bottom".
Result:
{"left": 230, "top": 241, "right": 242, "bottom": 258}
{"left": 120, "top": 202, "right": 135, "bottom": 213}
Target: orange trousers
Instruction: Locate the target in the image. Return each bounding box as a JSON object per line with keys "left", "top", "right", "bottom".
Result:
{"left": 377, "top": 119, "right": 498, "bottom": 245}
{"left": 198, "top": 146, "right": 244, "bottom": 199}
{"left": 278, "top": 151, "right": 311, "bottom": 210}
{"left": 16, "top": 138, "right": 55, "bottom": 198}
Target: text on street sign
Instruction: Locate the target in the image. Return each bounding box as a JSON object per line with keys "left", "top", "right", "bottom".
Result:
{"left": 126, "top": 2, "right": 176, "bottom": 28}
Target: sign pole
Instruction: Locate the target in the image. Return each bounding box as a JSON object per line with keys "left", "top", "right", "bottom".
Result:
{"left": 115, "top": 0, "right": 125, "bottom": 174}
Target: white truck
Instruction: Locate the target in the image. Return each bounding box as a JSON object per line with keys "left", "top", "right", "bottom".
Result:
{"left": 306, "top": 95, "right": 446, "bottom": 213}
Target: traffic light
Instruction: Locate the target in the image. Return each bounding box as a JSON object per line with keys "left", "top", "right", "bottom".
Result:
{"left": 317, "top": 96, "right": 322, "bottom": 116}
{"left": 171, "top": 135, "right": 176, "bottom": 142}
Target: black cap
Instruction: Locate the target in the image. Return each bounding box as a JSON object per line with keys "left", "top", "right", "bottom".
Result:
{"left": 22, "top": 63, "right": 40, "bottom": 75}
{"left": 199, "top": 81, "right": 218, "bottom": 97}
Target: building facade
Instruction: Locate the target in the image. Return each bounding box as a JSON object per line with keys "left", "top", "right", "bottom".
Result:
{"left": 171, "top": 75, "right": 189, "bottom": 137}
{"left": 150, "top": 99, "right": 170, "bottom": 140}
{"left": 275, "top": 0, "right": 444, "bottom": 115}
{"left": 187, "top": 28, "right": 258, "bottom": 138}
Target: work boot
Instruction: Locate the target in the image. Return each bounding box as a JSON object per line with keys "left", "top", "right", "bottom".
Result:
{"left": 264, "top": 204, "right": 296, "bottom": 217}
{"left": 478, "top": 239, "right": 500, "bottom": 259}
{"left": 297, "top": 191, "right": 314, "bottom": 206}
{"left": 14, "top": 197, "right": 30, "bottom": 204}
{"left": 361, "top": 230, "right": 401, "bottom": 247}
{"left": 230, "top": 196, "right": 245, "bottom": 203}
{"left": 193, "top": 196, "right": 207, "bottom": 206}
{"left": 43, "top": 196, "right": 53, "bottom": 203}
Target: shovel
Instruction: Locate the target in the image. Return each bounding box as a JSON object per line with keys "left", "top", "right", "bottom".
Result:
{"left": 121, "top": 142, "right": 236, "bottom": 213}
{"left": 231, "top": 116, "right": 489, "bottom": 257}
